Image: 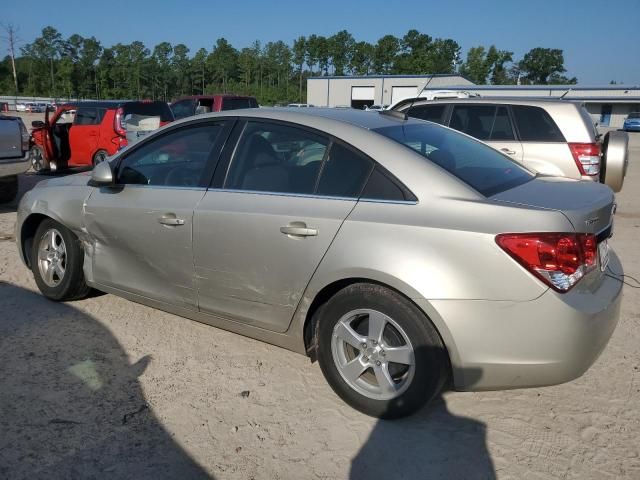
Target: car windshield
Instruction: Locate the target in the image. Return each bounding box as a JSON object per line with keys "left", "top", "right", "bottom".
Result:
{"left": 628, "top": 112, "right": 640, "bottom": 119}
{"left": 374, "top": 122, "right": 534, "bottom": 197}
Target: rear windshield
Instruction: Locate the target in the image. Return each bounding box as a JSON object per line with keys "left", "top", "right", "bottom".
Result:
{"left": 123, "top": 102, "right": 174, "bottom": 122}
{"left": 374, "top": 122, "right": 534, "bottom": 197}
{"left": 221, "top": 97, "right": 258, "bottom": 111}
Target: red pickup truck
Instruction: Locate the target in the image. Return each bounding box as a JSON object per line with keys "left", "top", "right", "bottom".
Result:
{"left": 170, "top": 95, "right": 259, "bottom": 120}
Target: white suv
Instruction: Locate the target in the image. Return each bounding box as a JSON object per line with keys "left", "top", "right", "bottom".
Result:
{"left": 391, "top": 98, "right": 628, "bottom": 192}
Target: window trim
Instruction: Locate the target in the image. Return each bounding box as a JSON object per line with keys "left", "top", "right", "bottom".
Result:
{"left": 113, "top": 118, "right": 236, "bottom": 188}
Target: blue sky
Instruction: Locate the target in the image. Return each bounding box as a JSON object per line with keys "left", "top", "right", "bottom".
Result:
{"left": 3, "top": 0, "right": 639, "bottom": 84}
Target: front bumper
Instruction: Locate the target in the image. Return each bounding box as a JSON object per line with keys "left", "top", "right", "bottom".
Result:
{"left": 422, "top": 250, "right": 623, "bottom": 391}
{"left": 0, "top": 151, "right": 30, "bottom": 178}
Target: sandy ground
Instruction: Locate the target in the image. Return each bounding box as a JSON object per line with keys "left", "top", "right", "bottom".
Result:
{"left": 0, "top": 127, "right": 639, "bottom": 480}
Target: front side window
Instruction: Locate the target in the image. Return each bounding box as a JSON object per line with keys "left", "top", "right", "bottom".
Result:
{"left": 374, "top": 122, "right": 534, "bottom": 197}
{"left": 117, "top": 123, "right": 225, "bottom": 187}
{"left": 225, "top": 122, "right": 329, "bottom": 194}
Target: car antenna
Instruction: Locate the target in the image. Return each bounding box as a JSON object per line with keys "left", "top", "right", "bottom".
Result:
{"left": 379, "top": 75, "right": 434, "bottom": 120}
{"left": 559, "top": 88, "right": 572, "bottom": 100}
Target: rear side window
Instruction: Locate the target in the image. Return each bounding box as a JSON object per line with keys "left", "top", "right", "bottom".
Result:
{"left": 225, "top": 121, "right": 329, "bottom": 194}
{"left": 123, "top": 102, "right": 174, "bottom": 122}
{"left": 361, "top": 167, "right": 416, "bottom": 202}
{"left": 74, "top": 108, "right": 105, "bottom": 125}
{"left": 511, "top": 105, "right": 565, "bottom": 142}
{"left": 221, "top": 97, "right": 259, "bottom": 111}
{"left": 171, "top": 99, "right": 196, "bottom": 120}
{"left": 406, "top": 104, "right": 446, "bottom": 124}
{"left": 316, "top": 142, "right": 373, "bottom": 198}
{"left": 374, "top": 122, "right": 534, "bottom": 197}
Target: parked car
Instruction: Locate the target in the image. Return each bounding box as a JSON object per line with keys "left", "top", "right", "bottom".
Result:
{"left": 287, "top": 103, "right": 314, "bottom": 108}
{"left": 623, "top": 112, "right": 640, "bottom": 132}
{"left": 390, "top": 97, "right": 628, "bottom": 192}
{"left": 17, "top": 108, "right": 622, "bottom": 418}
{"left": 15, "top": 103, "right": 27, "bottom": 112}
{"left": 364, "top": 105, "right": 388, "bottom": 111}
{"left": 30, "top": 100, "right": 174, "bottom": 171}
{"left": 170, "top": 95, "right": 258, "bottom": 120}
{"left": 0, "top": 114, "right": 30, "bottom": 203}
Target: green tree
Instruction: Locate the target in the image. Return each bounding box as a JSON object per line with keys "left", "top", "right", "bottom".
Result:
{"left": 207, "top": 38, "right": 238, "bottom": 93}
{"left": 518, "top": 48, "right": 571, "bottom": 85}
{"left": 292, "top": 36, "right": 307, "bottom": 101}
{"left": 328, "top": 30, "right": 354, "bottom": 76}
{"left": 373, "top": 35, "right": 399, "bottom": 74}
{"left": 172, "top": 44, "right": 191, "bottom": 95}
{"left": 350, "top": 41, "right": 374, "bottom": 75}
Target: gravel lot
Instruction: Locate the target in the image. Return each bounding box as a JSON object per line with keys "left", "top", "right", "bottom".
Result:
{"left": 0, "top": 127, "right": 639, "bottom": 479}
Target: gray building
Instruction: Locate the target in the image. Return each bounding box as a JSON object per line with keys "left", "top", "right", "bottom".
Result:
{"left": 306, "top": 74, "right": 473, "bottom": 109}
{"left": 307, "top": 75, "right": 640, "bottom": 129}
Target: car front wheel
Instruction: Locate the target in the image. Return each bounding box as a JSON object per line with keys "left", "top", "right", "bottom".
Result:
{"left": 316, "top": 283, "right": 449, "bottom": 419}
{"left": 30, "top": 145, "right": 49, "bottom": 172}
{"left": 31, "top": 219, "right": 91, "bottom": 301}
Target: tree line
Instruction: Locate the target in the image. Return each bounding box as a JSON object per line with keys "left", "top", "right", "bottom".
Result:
{"left": 0, "top": 26, "right": 577, "bottom": 105}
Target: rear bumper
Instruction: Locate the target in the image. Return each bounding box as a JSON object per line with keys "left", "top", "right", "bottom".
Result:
{"left": 424, "top": 250, "right": 623, "bottom": 391}
{"left": 0, "top": 151, "right": 30, "bottom": 178}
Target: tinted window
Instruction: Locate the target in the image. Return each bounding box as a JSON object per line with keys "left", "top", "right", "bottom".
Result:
{"left": 221, "top": 97, "right": 259, "bottom": 111}
{"left": 361, "top": 166, "right": 416, "bottom": 202}
{"left": 123, "top": 102, "right": 174, "bottom": 122}
{"left": 512, "top": 105, "right": 565, "bottom": 142}
{"left": 225, "top": 122, "right": 328, "bottom": 194}
{"left": 171, "top": 100, "right": 196, "bottom": 120}
{"left": 628, "top": 112, "right": 640, "bottom": 119}
{"left": 316, "top": 143, "right": 373, "bottom": 198}
{"left": 374, "top": 122, "right": 534, "bottom": 197}
{"left": 74, "top": 107, "right": 105, "bottom": 126}
{"left": 117, "top": 123, "right": 224, "bottom": 187}
{"left": 491, "top": 106, "right": 515, "bottom": 140}
{"left": 406, "top": 104, "right": 446, "bottom": 124}
{"left": 450, "top": 105, "right": 495, "bottom": 140}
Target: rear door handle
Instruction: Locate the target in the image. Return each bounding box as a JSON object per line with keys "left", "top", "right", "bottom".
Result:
{"left": 158, "top": 214, "right": 185, "bottom": 226}
{"left": 500, "top": 148, "right": 516, "bottom": 155}
{"left": 280, "top": 222, "right": 318, "bottom": 237}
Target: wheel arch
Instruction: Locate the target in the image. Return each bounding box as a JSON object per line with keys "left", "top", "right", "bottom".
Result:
{"left": 20, "top": 213, "right": 62, "bottom": 268}
{"left": 300, "top": 275, "right": 460, "bottom": 379}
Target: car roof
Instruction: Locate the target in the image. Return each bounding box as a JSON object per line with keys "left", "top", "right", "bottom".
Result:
{"left": 193, "top": 107, "right": 423, "bottom": 131}
{"left": 396, "top": 96, "right": 584, "bottom": 107}
{"left": 172, "top": 94, "right": 256, "bottom": 101}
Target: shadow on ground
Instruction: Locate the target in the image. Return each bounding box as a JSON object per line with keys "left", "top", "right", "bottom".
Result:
{"left": 351, "top": 354, "right": 495, "bottom": 480}
{"left": 0, "top": 283, "right": 211, "bottom": 479}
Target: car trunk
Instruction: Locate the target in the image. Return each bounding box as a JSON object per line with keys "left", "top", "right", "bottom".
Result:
{"left": 490, "top": 176, "right": 615, "bottom": 236}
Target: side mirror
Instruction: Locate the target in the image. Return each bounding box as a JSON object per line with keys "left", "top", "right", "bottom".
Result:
{"left": 91, "top": 160, "right": 114, "bottom": 185}
{"left": 32, "top": 120, "right": 45, "bottom": 128}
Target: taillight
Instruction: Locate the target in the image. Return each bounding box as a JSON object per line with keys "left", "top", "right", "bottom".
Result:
{"left": 496, "top": 233, "right": 598, "bottom": 292}
{"left": 569, "top": 143, "right": 600, "bottom": 176}
{"left": 114, "top": 107, "right": 127, "bottom": 137}
{"left": 19, "top": 121, "right": 30, "bottom": 152}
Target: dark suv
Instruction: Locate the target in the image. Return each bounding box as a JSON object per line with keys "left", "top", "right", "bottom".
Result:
{"left": 170, "top": 95, "right": 259, "bottom": 120}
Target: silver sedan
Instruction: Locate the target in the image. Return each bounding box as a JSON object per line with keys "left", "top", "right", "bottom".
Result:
{"left": 16, "top": 108, "right": 622, "bottom": 418}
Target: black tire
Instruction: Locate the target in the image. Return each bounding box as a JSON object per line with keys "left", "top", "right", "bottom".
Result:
{"left": 30, "top": 145, "right": 49, "bottom": 172}
{"left": 316, "top": 283, "right": 449, "bottom": 419}
{"left": 0, "top": 175, "right": 18, "bottom": 204}
{"left": 92, "top": 149, "right": 109, "bottom": 166}
{"left": 31, "top": 218, "right": 91, "bottom": 301}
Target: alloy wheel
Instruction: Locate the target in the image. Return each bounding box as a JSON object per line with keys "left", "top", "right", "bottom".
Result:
{"left": 37, "top": 228, "right": 67, "bottom": 287}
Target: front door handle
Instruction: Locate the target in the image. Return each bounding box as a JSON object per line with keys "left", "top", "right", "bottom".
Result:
{"left": 158, "top": 214, "right": 185, "bottom": 226}
{"left": 500, "top": 148, "right": 516, "bottom": 155}
{"left": 280, "top": 222, "right": 318, "bottom": 237}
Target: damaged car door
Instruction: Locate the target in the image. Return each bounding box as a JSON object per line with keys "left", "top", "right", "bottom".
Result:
{"left": 83, "top": 120, "right": 231, "bottom": 309}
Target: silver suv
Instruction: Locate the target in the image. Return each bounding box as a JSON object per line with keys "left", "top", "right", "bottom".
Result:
{"left": 391, "top": 98, "right": 628, "bottom": 192}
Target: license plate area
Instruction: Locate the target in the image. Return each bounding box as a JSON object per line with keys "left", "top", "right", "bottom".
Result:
{"left": 598, "top": 239, "right": 610, "bottom": 272}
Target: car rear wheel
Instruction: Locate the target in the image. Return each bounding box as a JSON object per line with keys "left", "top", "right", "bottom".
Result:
{"left": 31, "top": 219, "right": 91, "bottom": 301}
{"left": 92, "top": 149, "right": 108, "bottom": 166}
{"left": 316, "top": 283, "right": 449, "bottom": 419}
{"left": 601, "top": 130, "right": 628, "bottom": 192}
{"left": 30, "top": 145, "right": 49, "bottom": 173}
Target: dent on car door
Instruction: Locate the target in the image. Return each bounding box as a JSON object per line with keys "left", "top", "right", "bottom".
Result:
{"left": 83, "top": 121, "right": 231, "bottom": 309}
{"left": 193, "top": 121, "right": 374, "bottom": 333}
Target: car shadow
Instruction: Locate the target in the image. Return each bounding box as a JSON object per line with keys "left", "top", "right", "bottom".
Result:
{"left": 350, "top": 350, "right": 495, "bottom": 480}
{"left": 0, "top": 282, "right": 211, "bottom": 479}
